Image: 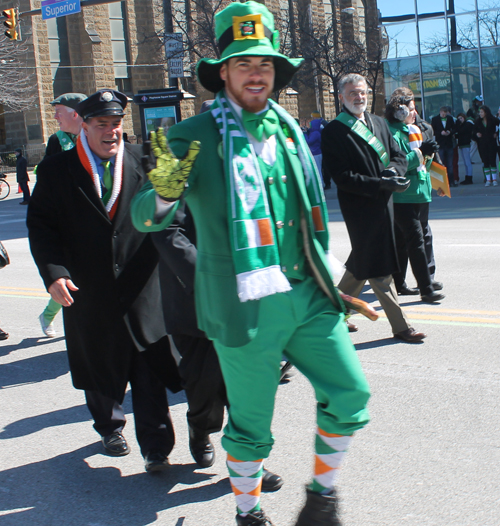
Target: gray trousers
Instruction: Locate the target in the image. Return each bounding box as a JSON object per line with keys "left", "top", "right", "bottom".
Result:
{"left": 338, "top": 270, "right": 410, "bottom": 334}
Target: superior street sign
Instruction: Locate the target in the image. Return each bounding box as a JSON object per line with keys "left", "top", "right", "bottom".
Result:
{"left": 41, "top": 0, "right": 81, "bottom": 20}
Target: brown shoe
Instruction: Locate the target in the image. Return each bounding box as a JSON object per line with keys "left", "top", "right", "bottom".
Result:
{"left": 394, "top": 328, "right": 426, "bottom": 343}
{"left": 346, "top": 320, "right": 358, "bottom": 333}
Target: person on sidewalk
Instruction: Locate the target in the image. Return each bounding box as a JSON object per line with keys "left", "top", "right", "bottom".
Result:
{"left": 431, "top": 107, "right": 456, "bottom": 187}
{"left": 39, "top": 92, "right": 87, "bottom": 338}
{"left": 15, "top": 149, "right": 30, "bottom": 205}
{"left": 454, "top": 113, "right": 475, "bottom": 185}
{"left": 322, "top": 74, "right": 426, "bottom": 343}
{"left": 473, "top": 105, "right": 499, "bottom": 187}
{"left": 27, "top": 89, "right": 181, "bottom": 473}
{"left": 385, "top": 87, "right": 445, "bottom": 304}
{"left": 131, "top": 3, "right": 371, "bottom": 524}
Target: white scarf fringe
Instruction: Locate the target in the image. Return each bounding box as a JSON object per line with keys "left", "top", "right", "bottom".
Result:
{"left": 79, "top": 129, "right": 124, "bottom": 213}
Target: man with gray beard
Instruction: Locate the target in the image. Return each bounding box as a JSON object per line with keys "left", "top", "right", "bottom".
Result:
{"left": 322, "top": 74, "right": 426, "bottom": 343}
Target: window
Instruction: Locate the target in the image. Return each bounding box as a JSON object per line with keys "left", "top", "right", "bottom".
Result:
{"left": 384, "top": 22, "right": 418, "bottom": 58}
{"left": 109, "top": 3, "right": 131, "bottom": 91}
{"left": 46, "top": 17, "right": 73, "bottom": 97}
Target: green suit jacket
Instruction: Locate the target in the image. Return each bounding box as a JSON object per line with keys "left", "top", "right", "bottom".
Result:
{"left": 132, "top": 110, "right": 345, "bottom": 347}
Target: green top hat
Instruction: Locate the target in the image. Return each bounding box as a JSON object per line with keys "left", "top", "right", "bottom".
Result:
{"left": 196, "top": 1, "right": 303, "bottom": 93}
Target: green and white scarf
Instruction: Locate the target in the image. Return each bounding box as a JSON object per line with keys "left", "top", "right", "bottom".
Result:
{"left": 211, "top": 90, "right": 328, "bottom": 302}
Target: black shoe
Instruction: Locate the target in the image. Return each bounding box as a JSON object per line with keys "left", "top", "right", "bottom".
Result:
{"left": 189, "top": 426, "right": 215, "bottom": 468}
{"left": 431, "top": 281, "right": 443, "bottom": 291}
{"left": 346, "top": 320, "right": 358, "bottom": 332}
{"left": 236, "top": 510, "right": 274, "bottom": 525}
{"left": 280, "top": 360, "right": 295, "bottom": 382}
{"left": 144, "top": 450, "right": 170, "bottom": 472}
{"left": 421, "top": 291, "right": 445, "bottom": 303}
{"left": 398, "top": 285, "right": 420, "bottom": 296}
{"left": 101, "top": 431, "right": 130, "bottom": 456}
{"left": 261, "top": 468, "right": 283, "bottom": 492}
{"left": 324, "top": 183, "right": 331, "bottom": 190}
{"left": 19, "top": 201, "right": 29, "bottom": 205}
{"left": 394, "top": 328, "right": 426, "bottom": 343}
{"left": 295, "top": 487, "right": 342, "bottom": 526}
{"left": 0, "top": 329, "right": 8, "bottom": 340}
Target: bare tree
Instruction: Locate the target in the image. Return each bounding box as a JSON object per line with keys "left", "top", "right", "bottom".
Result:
{"left": 292, "top": 7, "right": 369, "bottom": 114}
{"left": 0, "top": 35, "right": 37, "bottom": 115}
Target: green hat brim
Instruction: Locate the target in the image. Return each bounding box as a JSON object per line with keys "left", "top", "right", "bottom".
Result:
{"left": 197, "top": 44, "right": 303, "bottom": 93}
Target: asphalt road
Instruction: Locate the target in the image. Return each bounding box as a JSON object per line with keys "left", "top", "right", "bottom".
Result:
{"left": 0, "top": 179, "right": 499, "bottom": 526}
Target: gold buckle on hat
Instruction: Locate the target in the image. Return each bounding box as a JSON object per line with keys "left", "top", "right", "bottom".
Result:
{"left": 232, "top": 14, "right": 265, "bottom": 41}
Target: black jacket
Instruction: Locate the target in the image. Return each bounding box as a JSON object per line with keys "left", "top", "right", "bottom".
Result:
{"left": 453, "top": 119, "right": 474, "bottom": 147}
{"left": 322, "top": 109, "right": 407, "bottom": 280}
{"left": 16, "top": 155, "right": 29, "bottom": 183}
{"left": 431, "top": 115, "right": 455, "bottom": 149}
{"left": 27, "top": 144, "right": 180, "bottom": 399}
{"left": 152, "top": 201, "right": 205, "bottom": 338}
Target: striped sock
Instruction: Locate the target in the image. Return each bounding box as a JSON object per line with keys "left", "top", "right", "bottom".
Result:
{"left": 484, "top": 168, "right": 491, "bottom": 181}
{"left": 227, "top": 455, "right": 264, "bottom": 516}
{"left": 310, "top": 428, "right": 353, "bottom": 494}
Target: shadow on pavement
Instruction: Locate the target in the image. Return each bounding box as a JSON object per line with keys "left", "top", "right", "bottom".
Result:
{"left": 0, "top": 443, "right": 231, "bottom": 525}
{"left": 354, "top": 338, "right": 401, "bottom": 351}
{"left": 0, "top": 350, "right": 68, "bottom": 388}
{"left": 0, "top": 336, "right": 66, "bottom": 357}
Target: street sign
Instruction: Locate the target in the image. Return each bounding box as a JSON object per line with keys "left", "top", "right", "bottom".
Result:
{"left": 165, "top": 32, "right": 183, "bottom": 59}
{"left": 165, "top": 33, "right": 184, "bottom": 78}
{"left": 41, "top": 0, "right": 81, "bottom": 20}
{"left": 168, "top": 58, "right": 184, "bottom": 78}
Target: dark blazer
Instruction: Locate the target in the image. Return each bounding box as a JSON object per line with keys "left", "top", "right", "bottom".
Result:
{"left": 27, "top": 144, "right": 180, "bottom": 400}
{"left": 431, "top": 115, "right": 455, "bottom": 149}
{"left": 152, "top": 201, "right": 205, "bottom": 338}
{"left": 321, "top": 109, "right": 407, "bottom": 280}
{"left": 16, "top": 156, "right": 29, "bottom": 183}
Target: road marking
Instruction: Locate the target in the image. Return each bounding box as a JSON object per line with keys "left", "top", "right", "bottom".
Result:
{"left": 0, "top": 286, "right": 49, "bottom": 299}
{"left": 373, "top": 306, "right": 500, "bottom": 328}
{"left": 447, "top": 244, "right": 500, "bottom": 247}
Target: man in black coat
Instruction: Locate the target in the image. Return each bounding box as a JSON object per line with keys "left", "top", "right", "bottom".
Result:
{"left": 27, "top": 89, "right": 181, "bottom": 472}
{"left": 322, "top": 73, "right": 426, "bottom": 343}
{"left": 15, "top": 148, "right": 30, "bottom": 204}
{"left": 153, "top": 202, "right": 226, "bottom": 468}
{"left": 431, "top": 107, "right": 456, "bottom": 186}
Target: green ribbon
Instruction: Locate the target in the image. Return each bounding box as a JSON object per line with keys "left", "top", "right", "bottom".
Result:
{"left": 241, "top": 108, "right": 279, "bottom": 141}
{"left": 101, "top": 160, "right": 112, "bottom": 205}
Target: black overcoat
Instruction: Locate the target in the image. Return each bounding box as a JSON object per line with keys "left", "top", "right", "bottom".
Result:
{"left": 27, "top": 144, "right": 180, "bottom": 400}
{"left": 152, "top": 201, "right": 205, "bottom": 338}
{"left": 322, "top": 110, "right": 407, "bottom": 280}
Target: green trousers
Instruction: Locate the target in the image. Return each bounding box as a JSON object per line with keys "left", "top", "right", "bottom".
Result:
{"left": 214, "top": 276, "right": 370, "bottom": 461}
{"left": 42, "top": 297, "right": 62, "bottom": 323}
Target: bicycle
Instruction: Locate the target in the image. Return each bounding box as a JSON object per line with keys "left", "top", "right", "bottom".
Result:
{"left": 0, "top": 173, "right": 10, "bottom": 200}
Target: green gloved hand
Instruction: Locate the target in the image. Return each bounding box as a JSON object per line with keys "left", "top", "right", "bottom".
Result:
{"left": 142, "top": 127, "right": 200, "bottom": 201}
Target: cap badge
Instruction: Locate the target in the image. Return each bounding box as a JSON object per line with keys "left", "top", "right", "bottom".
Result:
{"left": 233, "top": 14, "right": 265, "bottom": 41}
{"left": 102, "top": 91, "right": 113, "bottom": 102}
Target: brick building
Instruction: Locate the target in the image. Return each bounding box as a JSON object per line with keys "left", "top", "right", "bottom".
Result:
{"left": 0, "top": 0, "right": 381, "bottom": 155}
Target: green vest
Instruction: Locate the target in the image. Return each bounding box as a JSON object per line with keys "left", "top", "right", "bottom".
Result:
{"left": 258, "top": 129, "right": 306, "bottom": 281}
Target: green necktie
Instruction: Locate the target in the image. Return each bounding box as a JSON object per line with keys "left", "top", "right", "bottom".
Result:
{"left": 101, "top": 160, "right": 112, "bottom": 205}
{"left": 241, "top": 108, "right": 279, "bottom": 142}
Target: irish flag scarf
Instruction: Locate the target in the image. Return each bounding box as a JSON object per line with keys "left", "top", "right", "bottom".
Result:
{"left": 76, "top": 129, "right": 123, "bottom": 220}
{"left": 211, "top": 91, "right": 328, "bottom": 302}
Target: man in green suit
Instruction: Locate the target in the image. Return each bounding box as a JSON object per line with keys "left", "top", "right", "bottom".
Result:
{"left": 132, "top": 2, "right": 370, "bottom": 525}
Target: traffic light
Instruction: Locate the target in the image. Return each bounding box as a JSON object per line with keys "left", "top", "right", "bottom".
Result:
{"left": 3, "top": 8, "right": 19, "bottom": 41}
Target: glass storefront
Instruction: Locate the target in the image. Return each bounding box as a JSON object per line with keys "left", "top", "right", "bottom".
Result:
{"left": 379, "top": 1, "right": 500, "bottom": 120}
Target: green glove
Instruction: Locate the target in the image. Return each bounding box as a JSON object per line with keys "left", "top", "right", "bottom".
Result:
{"left": 142, "top": 127, "right": 200, "bottom": 201}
